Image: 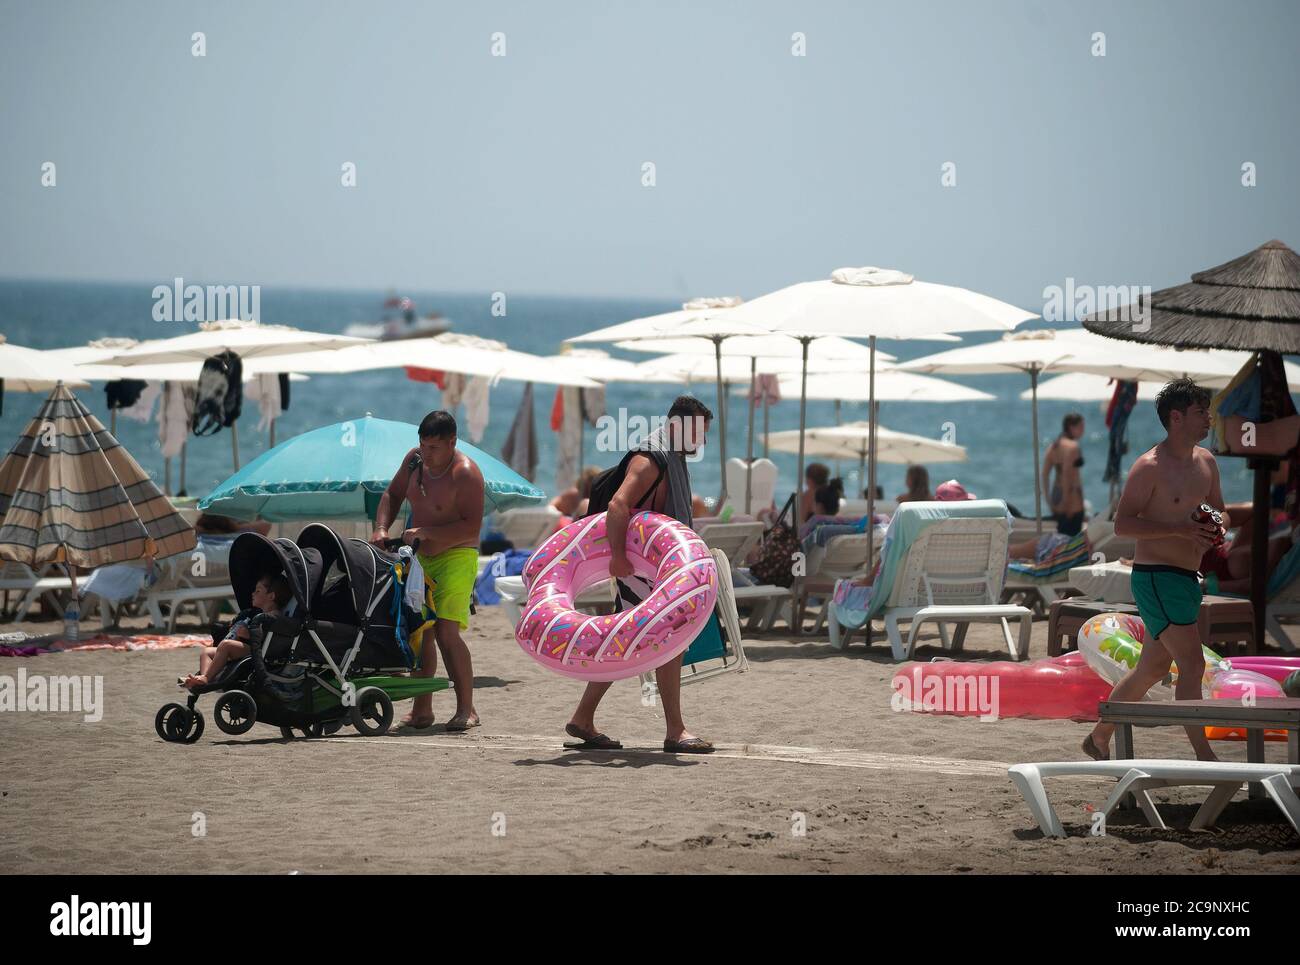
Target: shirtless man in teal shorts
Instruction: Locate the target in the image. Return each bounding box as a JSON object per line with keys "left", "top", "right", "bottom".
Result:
{"left": 372, "top": 411, "right": 485, "bottom": 731}
{"left": 1084, "top": 379, "right": 1227, "bottom": 762}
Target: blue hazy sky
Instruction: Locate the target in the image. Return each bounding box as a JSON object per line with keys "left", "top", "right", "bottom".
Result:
{"left": 2, "top": 0, "right": 1298, "bottom": 306}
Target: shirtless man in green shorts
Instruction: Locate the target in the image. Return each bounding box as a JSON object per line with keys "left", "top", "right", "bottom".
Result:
{"left": 372, "top": 410, "right": 485, "bottom": 731}
{"left": 1084, "top": 379, "right": 1227, "bottom": 762}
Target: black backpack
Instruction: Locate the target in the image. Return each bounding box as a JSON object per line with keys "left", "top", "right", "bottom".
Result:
{"left": 192, "top": 351, "right": 244, "bottom": 436}
{"left": 583, "top": 450, "right": 666, "bottom": 517}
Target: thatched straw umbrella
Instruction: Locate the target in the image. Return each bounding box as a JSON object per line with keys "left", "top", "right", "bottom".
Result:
{"left": 1084, "top": 239, "right": 1300, "bottom": 654}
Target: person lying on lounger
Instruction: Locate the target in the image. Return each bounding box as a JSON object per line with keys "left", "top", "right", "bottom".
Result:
{"left": 181, "top": 573, "right": 291, "bottom": 690}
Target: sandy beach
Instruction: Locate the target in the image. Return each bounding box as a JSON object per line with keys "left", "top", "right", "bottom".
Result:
{"left": 2, "top": 607, "right": 1296, "bottom": 875}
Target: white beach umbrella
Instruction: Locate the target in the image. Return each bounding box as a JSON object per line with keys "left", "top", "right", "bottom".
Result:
{"left": 242, "top": 334, "right": 600, "bottom": 388}
{"left": 98, "top": 319, "right": 370, "bottom": 366}
{"left": 542, "top": 346, "right": 679, "bottom": 384}
{"left": 623, "top": 334, "right": 905, "bottom": 510}
{"left": 901, "top": 327, "right": 1300, "bottom": 535}
{"left": 725, "top": 267, "right": 1034, "bottom": 555}
{"left": 612, "top": 333, "right": 899, "bottom": 364}
{"left": 0, "top": 338, "right": 92, "bottom": 393}
{"left": 98, "top": 322, "right": 365, "bottom": 473}
{"left": 1023, "top": 372, "right": 1161, "bottom": 403}
{"left": 759, "top": 369, "right": 996, "bottom": 404}
{"left": 898, "top": 328, "right": 1115, "bottom": 537}
{"left": 1051, "top": 343, "right": 1300, "bottom": 387}
{"left": 767, "top": 422, "right": 967, "bottom": 472}
{"left": 50, "top": 339, "right": 311, "bottom": 479}
{"left": 567, "top": 297, "right": 778, "bottom": 509}
{"left": 566, "top": 299, "right": 769, "bottom": 345}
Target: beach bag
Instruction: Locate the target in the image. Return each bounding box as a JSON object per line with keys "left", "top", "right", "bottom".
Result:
{"left": 192, "top": 351, "right": 243, "bottom": 436}
{"left": 582, "top": 450, "right": 666, "bottom": 518}
{"left": 749, "top": 493, "right": 800, "bottom": 588}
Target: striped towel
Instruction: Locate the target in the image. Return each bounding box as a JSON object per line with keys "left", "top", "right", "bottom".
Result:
{"left": 1007, "top": 532, "right": 1090, "bottom": 580}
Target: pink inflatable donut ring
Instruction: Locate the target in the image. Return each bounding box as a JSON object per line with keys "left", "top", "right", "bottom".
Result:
{"left": 514, "top": 510, "right": 719, "bottom": 681}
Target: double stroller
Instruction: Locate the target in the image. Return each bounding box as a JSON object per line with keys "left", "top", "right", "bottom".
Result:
{"left": 155, "top": 523, "right": 448, "bottom": 743}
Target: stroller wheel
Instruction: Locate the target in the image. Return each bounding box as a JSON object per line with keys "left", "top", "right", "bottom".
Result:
{"left": 349, "top": 687, "right": 394, "bottom": 736}
{"left": 213, "top": 690, "right": 258, "bottom": 735}
{"left": 155, "top": 703, "right": 186, "bottom": 741}
{"left": 166, "top": 707, "right": 205, "bottom": 744}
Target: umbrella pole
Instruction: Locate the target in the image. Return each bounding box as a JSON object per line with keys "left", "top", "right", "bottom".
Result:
{"left": 231, "top": 421, "right": 241, "bottom": 472}
{"left": 746, "top": 356, "right": 756, "bottom": 514}
{"left": 714, "top": 337, "right": 728, "bottom": 512}
{"left": 763, "top": 399, "right": 770, "bottom": 458}
{"left": 1031, "top": 368, "right": 1043, "bottom": 541}
{"left": 164, "top": 457, "right": 172, "bottom": 496}
{"left": 1248, "top": 457, "right": 1272, "bottom": 656}
{"left": 180, "top": 440, "right": 188, "bottom": 495}
{"left": 269, "top": 416, "right": 277, "bottom": 449}
{"left": 834, "top": 399, "right": 842, "bottom": 480}
{"left": 867, "top": 337, "right": 877, "bottom": 572}
{"left": 65, "top": 560, "right": 78, "bottom": 633}
{"left": 796, "top": 338, "right": 810, "bottom": 531}
{"left": 110, "top": 409, "right": 117, "bottom": 436}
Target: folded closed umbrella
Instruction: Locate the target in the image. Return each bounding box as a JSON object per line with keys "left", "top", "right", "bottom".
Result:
{"left": 0, "top": 383, "right": 197, "bottom": 568}
{"left": 197, "top": 415, "right": 546, "bottom": 521}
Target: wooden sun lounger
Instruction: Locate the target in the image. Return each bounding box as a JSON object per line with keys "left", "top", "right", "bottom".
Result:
{"left": 1099, "top": 698, "right": 1300, "bottom": 766}
{"left": 1008, "top": 759, "right": 1300, "bottom": 838}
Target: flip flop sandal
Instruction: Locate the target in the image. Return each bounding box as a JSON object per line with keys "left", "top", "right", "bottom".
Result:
{"left": 1081, "top": 735, "right": 1108, "bottom": 761}
{"left": 393, "top": 717, "right": 436, "bottom": 732}
{"left": 564, "top": 723, "right": 623, "bottom": 750}
{"left": 663, "top": 737, "right": 714, "bottom": 754}
{"left": 445, "top": 717, "right": 482, "bottom": 732}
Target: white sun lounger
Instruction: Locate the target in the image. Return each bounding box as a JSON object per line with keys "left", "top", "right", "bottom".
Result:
{"left": 0, "top": 562, "right": 74, "bottom": 623}
{"left": 828, "top": 501, "right": 1032, "bottom": 661}
{"left": 1008, "top": 759, "right": 1300, "bottom": 838}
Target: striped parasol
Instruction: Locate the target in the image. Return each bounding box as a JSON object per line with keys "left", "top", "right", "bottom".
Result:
{"left": 0, "top": 383, "right": 196, "bottom": 568}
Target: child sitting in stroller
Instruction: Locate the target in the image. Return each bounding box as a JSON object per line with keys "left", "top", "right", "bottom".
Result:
{"left": 181, "top": 573, "right": 292, "bottom": 690}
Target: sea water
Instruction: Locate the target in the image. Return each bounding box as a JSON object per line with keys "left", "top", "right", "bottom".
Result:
{"left": 0, "top": 278, "right": 1259, "bottom": 514}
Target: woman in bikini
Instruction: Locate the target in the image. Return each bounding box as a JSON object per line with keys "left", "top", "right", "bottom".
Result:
{"left": 1043, "top": 413, "right": 1086, "bottom": 536}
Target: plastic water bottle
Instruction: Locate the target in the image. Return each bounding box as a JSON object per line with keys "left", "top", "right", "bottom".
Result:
{"left": 719, "top": 504, "right": 734, "bottom": 523}
{"left": 63, "top": 600, "right": 80, "bottom": 643}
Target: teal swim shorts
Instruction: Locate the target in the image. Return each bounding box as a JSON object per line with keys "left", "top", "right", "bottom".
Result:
{"left": 1130, "top": 563, "right": 1202, "bottom": 640}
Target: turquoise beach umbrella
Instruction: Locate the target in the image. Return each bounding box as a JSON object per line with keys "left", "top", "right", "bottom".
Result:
{"left": 197, "top": 415, "right": 545, "bottom": 521}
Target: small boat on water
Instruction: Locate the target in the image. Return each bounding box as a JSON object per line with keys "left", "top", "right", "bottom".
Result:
{"left": 344, "top": 295, "right": 452, "bottom": 341}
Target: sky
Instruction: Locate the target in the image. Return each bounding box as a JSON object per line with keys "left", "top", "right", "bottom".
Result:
{"left": 2, "top": 0, "right": 1299, "bottom": 307}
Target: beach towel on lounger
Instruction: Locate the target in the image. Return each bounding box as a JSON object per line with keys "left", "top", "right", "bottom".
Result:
{"left": 829, "top": 499, "right": 1011, "bottom": 630}
{"left": 1007, "top": 532, "right": 1090, "bottom": 581}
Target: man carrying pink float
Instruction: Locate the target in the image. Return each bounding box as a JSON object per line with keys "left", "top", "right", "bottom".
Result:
{"left": 518, "top": 396, "right": 718, "bottom": 754}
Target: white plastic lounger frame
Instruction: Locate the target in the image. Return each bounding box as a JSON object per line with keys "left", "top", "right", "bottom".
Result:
{"left": 879, "top": 518, "right": 1032, "bottom": 661}
{"left": 0, "top": 562, "right": 73, "bottom": 623}
{"left": 1008, "top": 759, "right": 1300, "bottom": 838}
{"left": 887, "top": 569, "right": 1033, "bottom": 662}
{"left": 640, "top": 548, "right": 748, "bottom": 696}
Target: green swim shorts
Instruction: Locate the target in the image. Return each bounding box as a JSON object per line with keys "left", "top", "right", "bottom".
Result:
{"left": 1130, "top": 563, "right": 1202, "bottom": 640}
{"left": 417, "top": 547, "right": 479, "bottom": 630}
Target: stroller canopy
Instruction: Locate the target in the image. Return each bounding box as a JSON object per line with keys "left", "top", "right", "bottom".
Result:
{"left": 297, "top": 523, "right": 396, "bottom": 625}
{"left": 228, "top": 531, "right": 318, "bottom": 613}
